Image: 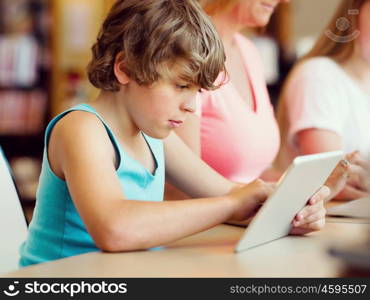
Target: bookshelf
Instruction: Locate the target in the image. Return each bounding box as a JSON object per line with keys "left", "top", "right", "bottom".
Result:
{"left": 0, "top": 0, "right": 50, "bottom": 148}
{"left": 0, "top": 0, "right": 51, "bottom": 204}
{"left": 0, "top": 0, "right": 115, "bottom": 205}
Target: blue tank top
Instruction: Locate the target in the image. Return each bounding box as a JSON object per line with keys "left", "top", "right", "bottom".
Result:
{"left": 19, "top": 104, "right": 165, "bottom": 266}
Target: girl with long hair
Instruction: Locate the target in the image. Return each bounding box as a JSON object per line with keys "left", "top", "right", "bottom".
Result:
{"left": 276, "top": 0, "right": 370, "bottom": 199}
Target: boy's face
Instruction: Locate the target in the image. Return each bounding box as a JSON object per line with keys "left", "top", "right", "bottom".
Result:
{"left": 124, "top": 78, "right": 198, "bottom": 139}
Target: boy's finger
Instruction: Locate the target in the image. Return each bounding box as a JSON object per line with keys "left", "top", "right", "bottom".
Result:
{"left": 293, "top": 209, "right": 326, "bottom": 227}
{"left": 309, "top": 186, "right": 330, "bottom": 205}
{"left": 294, "top": 219, "right": 326, "bottom": 231}
{"left": 289, "top": 227, "right": 312, "bottom": 236}
{"left": 295, "top": 200, "right": 324, "bottom": 221}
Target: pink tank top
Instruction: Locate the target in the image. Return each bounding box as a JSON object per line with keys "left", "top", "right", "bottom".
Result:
{"left": 200, "top": 34, "right": 280, "bottom": 183}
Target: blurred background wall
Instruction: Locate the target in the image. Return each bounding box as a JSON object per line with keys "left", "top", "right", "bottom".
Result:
{"left": 292, "top": 0, "right": 342, "bottom": 55}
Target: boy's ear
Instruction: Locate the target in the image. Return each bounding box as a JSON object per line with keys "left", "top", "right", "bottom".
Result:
{"left": 114, "top": 52, "right": 130, "bottom": 85}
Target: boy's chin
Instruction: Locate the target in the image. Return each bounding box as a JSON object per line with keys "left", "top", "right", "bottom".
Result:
{"left": 142, "top": 128, "right": 171, "bottom": 140}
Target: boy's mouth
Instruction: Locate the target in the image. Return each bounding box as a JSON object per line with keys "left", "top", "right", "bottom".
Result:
{"left": 168, "top": 120, "right": 184, "bottom": 128}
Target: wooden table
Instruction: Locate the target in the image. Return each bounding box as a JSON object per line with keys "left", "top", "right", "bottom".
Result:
{"left": 3, "top": 219, "right": 369, "bottom": 278}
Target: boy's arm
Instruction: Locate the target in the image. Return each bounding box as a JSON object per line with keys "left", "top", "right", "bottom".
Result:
{"left": 164, "top": 131, "right": 237, "bottom": 198}
{"left": 51, "top": 112, "right": 268, "bottom": 253}
{"left": 164, "top": 132, "right": 330, "bottom": 235}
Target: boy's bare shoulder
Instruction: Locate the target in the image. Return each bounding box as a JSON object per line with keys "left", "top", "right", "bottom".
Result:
{"left": 51, "top": 110, "right": 112, "bottom": 151}
{"left": 47, "top": 110, "right": 116, "bottom": 178}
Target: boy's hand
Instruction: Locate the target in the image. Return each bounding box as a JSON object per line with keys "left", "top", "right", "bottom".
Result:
{"left": 227, "top": 179, "right": 275, "bottom": 222}
{"left": 289, "top": 186, "right": 330, "bottom": 235}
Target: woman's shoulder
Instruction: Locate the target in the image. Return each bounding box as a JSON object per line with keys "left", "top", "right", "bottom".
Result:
{"left": 284, "top": 57, "right": 348, "bottom": 108}
{"left": 285, "top": 57, "right": 344, "bottom": 91}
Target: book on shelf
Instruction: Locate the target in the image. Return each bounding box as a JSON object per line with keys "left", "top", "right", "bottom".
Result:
{"left": 0, "top": 90, "right": 46, "bottom": 135}
{"left": 0, "top": 35, "right": 39, "bottom": 88}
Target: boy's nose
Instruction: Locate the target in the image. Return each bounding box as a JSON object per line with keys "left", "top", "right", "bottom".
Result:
{"left": 181, "top": 96, "right": 196, "bottom": 114}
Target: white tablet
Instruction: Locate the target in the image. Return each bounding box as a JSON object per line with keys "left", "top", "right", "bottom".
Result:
{"left": 235, "top": 151, "right": 343, "bottom": 253}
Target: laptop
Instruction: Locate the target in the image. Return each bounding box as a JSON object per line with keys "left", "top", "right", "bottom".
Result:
{"left": 235, "top": 151, "right": 343, "bottom": 253}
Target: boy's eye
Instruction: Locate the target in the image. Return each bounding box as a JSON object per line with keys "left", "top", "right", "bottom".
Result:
{"left": 176, "top": 84, "right": 190, "bottom": 90}
{"left": 175, "top": 84, "right": 202, "bottom": 93}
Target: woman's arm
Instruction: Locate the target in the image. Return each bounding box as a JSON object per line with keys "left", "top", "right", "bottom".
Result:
{"left": 260, "top": 167, "right": 282, "bottom": 182}
{"left": 174, "top": 113, "right": 201, "bottom": 156}
{"left": 49, "top": 112, "right": 270, "bottom": 253}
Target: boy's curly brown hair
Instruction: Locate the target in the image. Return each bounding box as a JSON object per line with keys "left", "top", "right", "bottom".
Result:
{"left": 87, "top": 0, "right": 226, "bottom": 92}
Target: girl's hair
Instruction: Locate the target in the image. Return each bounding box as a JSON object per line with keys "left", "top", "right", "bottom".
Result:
{"left": 87, "top": 0, "right": 226, "bottom": 92}
{"left": 275, "top": 0, "right": 368, "bottom": 170}
{"left": 199, "top": 0, "right": 239, "bottom": 15}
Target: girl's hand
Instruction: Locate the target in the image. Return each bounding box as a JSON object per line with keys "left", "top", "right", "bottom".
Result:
{"left": 324, "top": 158, "right": 351, "bottom": 200}
{"left": 346, "top": 151, "right": 370, "bottom": 193}
{"left": 326, "top": 152, "right": 370, "bottom": 200}
{"left": 290, "top": 185, "right": 330, "bottom": 235}
{"left": 227, "top": 179, "right": 275, "bottom": 222}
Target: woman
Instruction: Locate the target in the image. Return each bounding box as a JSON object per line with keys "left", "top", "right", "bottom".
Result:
{"left": 167, "top": 0, "right": 359, "bottom": 202}
{"left": 174, "top": 0, "right": 289, "bottom": 185}
{"left": 277, "top": 0, "right": 370, "bottom": 199}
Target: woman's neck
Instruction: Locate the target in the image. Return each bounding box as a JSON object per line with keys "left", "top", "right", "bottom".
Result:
{"left": 211, "top": 13, "right": 242, "bottom": 48}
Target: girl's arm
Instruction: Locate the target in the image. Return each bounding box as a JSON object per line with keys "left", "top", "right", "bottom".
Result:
{"left": 297, "top": 128, "right": 343, "bottom": 153}
{"left": 297, "top": 129, "right": 370, "bottom": 200}
{"left": 49, "top": 112, "right": 270, "bottom": 253}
